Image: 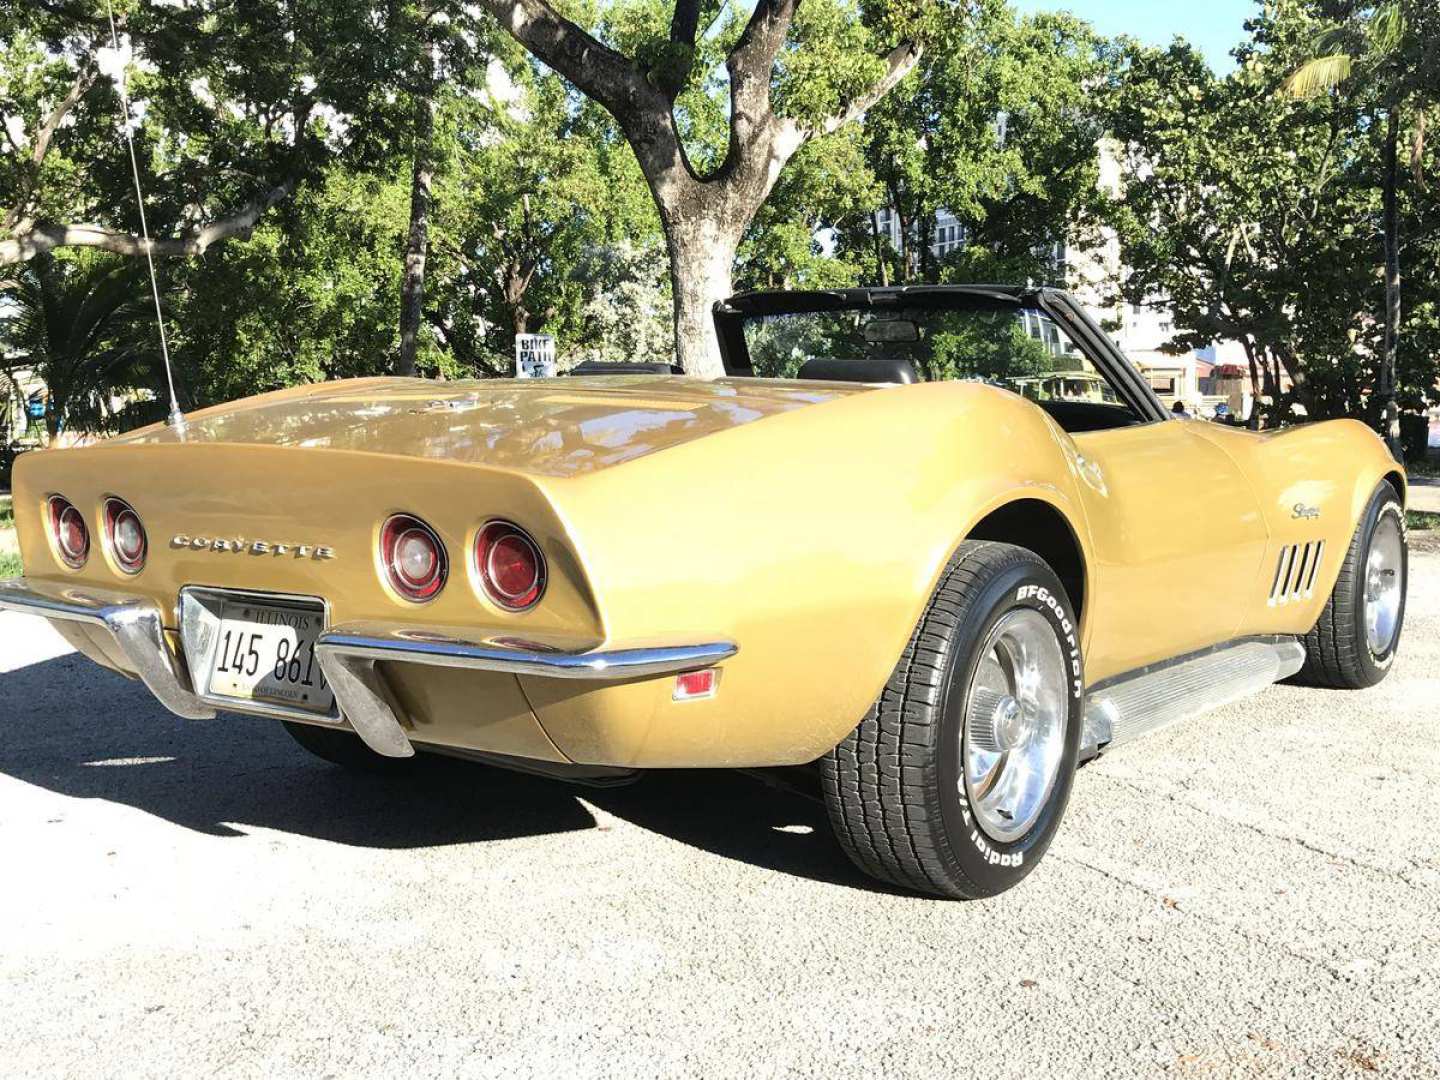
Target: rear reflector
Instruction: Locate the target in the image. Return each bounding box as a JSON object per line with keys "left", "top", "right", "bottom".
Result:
{"left": 673, "top": 669, "right": 718, "bottom": 701}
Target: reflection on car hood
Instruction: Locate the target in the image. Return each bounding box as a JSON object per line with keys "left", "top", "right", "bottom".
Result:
{"left": 110, "top": 375, "right": 873, "bottom": 478}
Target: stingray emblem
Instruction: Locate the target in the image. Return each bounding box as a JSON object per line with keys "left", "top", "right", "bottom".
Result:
{"left": 1291, "top": 503, "right": 1321, "bottom": 520}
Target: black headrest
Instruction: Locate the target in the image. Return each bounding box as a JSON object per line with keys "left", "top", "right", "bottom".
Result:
{"left": 797, "top": 357, "right": 918, "bottom": 384}
{"left": 566, "top": 360, "right": 682, "bottom": 376}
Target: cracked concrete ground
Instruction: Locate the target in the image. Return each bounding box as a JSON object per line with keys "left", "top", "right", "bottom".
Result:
{"left": 0, "top": 553, "right": 1436, "bottom": 1079}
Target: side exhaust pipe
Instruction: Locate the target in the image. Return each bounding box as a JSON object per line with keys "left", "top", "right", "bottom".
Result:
{"left": 1082, "top": 637, "right": 1306, "bottom": 756}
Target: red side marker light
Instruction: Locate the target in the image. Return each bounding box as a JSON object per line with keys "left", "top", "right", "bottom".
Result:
{"left": 674, "top": 669, "right": 718, "bottom": 701}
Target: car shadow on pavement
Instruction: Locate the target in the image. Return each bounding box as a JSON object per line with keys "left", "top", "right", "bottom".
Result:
{"left": 0, "top": 653, "right": 887, "bottom": 894}
{"left": 588, "top": 770, "right": 895, "bottom": 894}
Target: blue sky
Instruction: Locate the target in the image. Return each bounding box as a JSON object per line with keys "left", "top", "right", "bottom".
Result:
{"left": 1012, "top": 0, "right": 1258, "bottom": 70}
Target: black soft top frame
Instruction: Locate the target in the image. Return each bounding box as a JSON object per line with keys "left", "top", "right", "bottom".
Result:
{"left": 711, "top": 284, "right": 1170, "bottom": 425}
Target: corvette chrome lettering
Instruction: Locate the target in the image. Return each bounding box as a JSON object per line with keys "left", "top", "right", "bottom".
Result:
{"left": 170, "top": 534, "right": 336, "bottom": 560}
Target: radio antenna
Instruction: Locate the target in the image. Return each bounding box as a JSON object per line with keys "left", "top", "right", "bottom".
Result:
{"left": 104, "top": 0, "right": 186, "bottom": 435}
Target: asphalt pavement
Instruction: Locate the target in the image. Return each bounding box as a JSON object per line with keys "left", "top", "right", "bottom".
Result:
{"left": 1, "top": 554, "right": 1437, "bottom": 1078}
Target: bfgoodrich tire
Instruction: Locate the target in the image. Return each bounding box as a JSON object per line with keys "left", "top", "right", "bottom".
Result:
{"left": 282, "top": 719, "right": 416, "bottom": 773}
{"left": 821, "top": 541, "right": 1084, "bottom": 899}
{"left": 1293, "top": 481, "right": 1407, "bottom": 689}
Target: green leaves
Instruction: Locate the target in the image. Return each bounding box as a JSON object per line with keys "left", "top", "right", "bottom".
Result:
{"left": 841, "top": 3, "right": 1110, "bottom": 288}
{"left": 773, "top": 0, "right": 889, "bottom": 127}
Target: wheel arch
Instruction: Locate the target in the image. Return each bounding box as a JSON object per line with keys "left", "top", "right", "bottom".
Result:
{"left": 1382, "top": 468, "right": 1406, "bottom": 507}
{"left": 965, "top": 497, "right": 1089, "bottom": 628}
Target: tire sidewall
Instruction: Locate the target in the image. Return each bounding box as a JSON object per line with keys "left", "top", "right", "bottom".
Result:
{"left": 935, "top": 556, "right": 1083, "bottom": 897}
{"left": 1349, "top": 487, "right": 1407, "bottom": 681}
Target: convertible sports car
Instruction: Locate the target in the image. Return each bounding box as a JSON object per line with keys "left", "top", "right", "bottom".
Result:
{"left": 0, "top": 285, "right": 1408, "bottom": 899}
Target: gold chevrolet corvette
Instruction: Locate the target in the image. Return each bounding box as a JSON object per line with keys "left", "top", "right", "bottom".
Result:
{"left": 0, "top": 286, "right": 1408, "bottom": 899}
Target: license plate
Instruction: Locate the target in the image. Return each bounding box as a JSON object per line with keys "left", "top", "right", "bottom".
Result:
{"left": 204, "top": 598, "right": 335, "bottom": 715}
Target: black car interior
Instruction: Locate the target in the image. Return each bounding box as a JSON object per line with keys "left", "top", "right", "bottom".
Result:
{"left": 797, "top": 357, "right": 919, "bottom": 384}
{"left": 1030, "top": 399, "right": 1143, "bottom": 432}
{"left": 567, "top": 360, "right": 683, "bottom": 376}
{"left": 790, "top": 355, "right": 1139, "bottom": 432}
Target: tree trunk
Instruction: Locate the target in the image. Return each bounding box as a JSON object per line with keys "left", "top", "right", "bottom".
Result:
{"left": 397, "top": 52, "right": 437, "bottom": 378}
{"left": 870, "top": 210, "right": 890, "bottom": 287}
{"left": 665, "top": 220, "right": 737, "bottom": 379}
{"left": 1255, "top": 334, "right": 1313, "bottom": 419}
{"left": 1379, "top": 106, "right": 1403, "bottom": 458}
{"left": 509, "top": 280, "right": 532, "bottom": 338}
{"left": 44, "top": 395, "right": 61, "bottom": 443}
{"left": 1241, "top": 339, "right": 1263, "bottom": 429}
{"left": 918, "top": 211, "right": 936, "bottom": 283}
{"left": 469, "top": 0, "right": 920, "bottom": 383}
{"left": 889, "top": 184, "right": 912, "bottom": 284}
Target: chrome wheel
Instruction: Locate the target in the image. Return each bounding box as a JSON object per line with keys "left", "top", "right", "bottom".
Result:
{"left": 961, "top": 609, "right": 1068, "bottom": 843}
{"left": 1364, "top": 512, "right": 1404, "bottom": 655}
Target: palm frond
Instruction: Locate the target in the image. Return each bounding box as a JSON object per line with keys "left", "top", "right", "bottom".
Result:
{"left": 1283, "top": 54, "right": 1354, "bottom": 99}
{"left": 1313, "top": 27, "right": 1354, "bottom": 57}
{"left": 1, "top": 252, "right": 155, "bottom": 435}
{"left": 1369, "top": 3, "right": 1406, "bottom": 56}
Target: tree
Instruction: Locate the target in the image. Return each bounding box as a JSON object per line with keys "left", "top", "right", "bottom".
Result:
{"left": 392, "top": 2, "right": 495, "bottom": 376}
{"left": 1283, "top": 0, "right": 1440, "bottom": 454}
{"left": 165, "top": 166, "right": 417, "bottom": 405}
{"left": 734, "top": 127, "right": 880, "bottom": 291}
{"left": 425, "top": 56, "right": 670, "bottom": 373}
{"left": 1104, "top": 20, "right": 1439, "bottom": 426}
{"left": 397, "top": 8, "right": 443, "bottom": 378}
{"left": 162, "top": 67, "right": 674, "bottom": 403}
{"left": 468, "top": 0, "right": 930, "bottom": 376}
{"left": 0, "top": 251, "right": 161, "bottom": 437}
{"left": 839, "top": 3, "right": 1115, "bottom": 288}
{"left": 1, "top": 1, "right": 407, "bottom": 267}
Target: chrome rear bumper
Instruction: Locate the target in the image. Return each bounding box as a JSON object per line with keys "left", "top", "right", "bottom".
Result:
{"left": 315, "top": 628, "right": 736, "bottom": 759}
{"left": 0, "top": 579, "right": 215, "bottom": 719}
{"left": 0, "top": 578, "right": 736, "bottom": 759}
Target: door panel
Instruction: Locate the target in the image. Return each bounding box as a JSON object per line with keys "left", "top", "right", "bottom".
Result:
{"left": 1071, "top": 420, "right": 1269, "bottom": 683}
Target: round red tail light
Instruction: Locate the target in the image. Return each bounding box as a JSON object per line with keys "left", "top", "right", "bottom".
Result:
{"left": 104, "top": 497, "right": 147, "bottom": 574}
{"left": 47, "top": 495, "right": 89, "bottom": 569}
{"left": 380, "top": 514, "right": 447, "bottom": 602}
{"left": 475, "top": 521, "right": 545, "bottom": 611}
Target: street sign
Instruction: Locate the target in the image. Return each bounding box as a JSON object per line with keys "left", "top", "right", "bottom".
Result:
{"left": 515, "top": 334, "right": 557, "bottom": 379}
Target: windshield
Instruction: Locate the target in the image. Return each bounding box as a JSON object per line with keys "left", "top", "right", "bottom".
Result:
{"left": 739, "top": 305, "right": 1118, "bottom": 404}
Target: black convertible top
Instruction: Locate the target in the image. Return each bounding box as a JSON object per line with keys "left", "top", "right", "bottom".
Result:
{"left": 715, "top": 284, "right": 1039, "bottom": 317}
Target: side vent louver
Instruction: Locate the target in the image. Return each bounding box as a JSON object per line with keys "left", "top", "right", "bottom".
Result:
{"left": 1268, "top": 541, "right": 1325, "bottom": 606}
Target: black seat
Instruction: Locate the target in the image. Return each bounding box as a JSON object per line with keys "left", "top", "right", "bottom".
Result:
{"left": 566, "top": 360, "right": 682, "bottom": 376}
{"left": 1033, "top": 398, "right": 1142, "bottom": 433}
{"left": 797, "top": 357, "right": 918, "bottom": 384}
